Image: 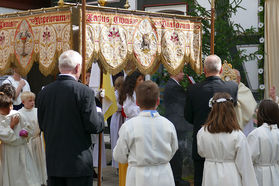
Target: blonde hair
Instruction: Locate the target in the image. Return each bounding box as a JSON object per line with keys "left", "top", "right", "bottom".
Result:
{"left": 21, "top": 91, "right": 35, "bottom": 101}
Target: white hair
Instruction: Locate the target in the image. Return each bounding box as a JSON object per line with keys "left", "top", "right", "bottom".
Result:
{"left": 204, "top": 55, "right": 222, "bottom": 73}
{"left": 58, "top": 50, "right": 82, "bottom": 72}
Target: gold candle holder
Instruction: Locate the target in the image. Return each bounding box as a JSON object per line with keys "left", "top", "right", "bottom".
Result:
{"left": 98, "top": 0, "right": 107, "bottom": 6}
{"left": 58, "top": 0, "right": 64, "bottom": 6}
{"left": 124, "top": 0, "right": 130, "bottom": 9}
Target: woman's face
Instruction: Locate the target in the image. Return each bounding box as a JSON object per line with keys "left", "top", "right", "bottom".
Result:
{"left": 135, "top": 75, "right": 144, "bottom": 89}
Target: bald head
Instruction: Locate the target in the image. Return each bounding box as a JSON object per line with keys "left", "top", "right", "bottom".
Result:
{"left": 204, "top": 55, "right": 222, "bottom": 77}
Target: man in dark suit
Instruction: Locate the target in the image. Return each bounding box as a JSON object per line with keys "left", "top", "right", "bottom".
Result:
{"left": 164, "top": 71, "right": 191, "bottom": 186}
{"left": 184, "top": 55, "right": 238, "bottom": 186}
{"left": 37, "top": 50, "right": 105, "bottom": 186}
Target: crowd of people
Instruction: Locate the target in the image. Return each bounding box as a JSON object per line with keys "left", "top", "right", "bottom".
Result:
{"left": 0, "top": 50, "right": 278, "bottom": 186}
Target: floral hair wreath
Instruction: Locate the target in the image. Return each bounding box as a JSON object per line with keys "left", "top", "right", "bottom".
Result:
{"left": 208, "top": 97, "right": 233, "bottom": 108}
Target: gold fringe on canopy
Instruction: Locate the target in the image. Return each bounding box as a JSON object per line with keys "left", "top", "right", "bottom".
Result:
{"left": 0, "top": 8, "right": 73, "bottom": 76}
{"left": 80, "top": 8, "right": 203, "bottom": 75}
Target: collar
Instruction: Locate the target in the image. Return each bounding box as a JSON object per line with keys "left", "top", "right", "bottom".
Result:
{"left": 262, "top": 123, "right": 278, "bottom": 129}
{"left": 139, "top": 110, "right": 159, "bottom": 118}
{"left": 205, "top": 76, "right": 221, "bottom": 81}
{"left": 58, "top": 74, "right": 77, "bottom": 81}
{"left": 171, "top": 78, "right": 181, "bottom": 86}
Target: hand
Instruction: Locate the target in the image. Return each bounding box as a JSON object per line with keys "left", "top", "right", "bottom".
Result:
{"left": 99, "top": 89, "right": 105, "bottom": 98}
{"left": 10, "top": 115, "right": 20, "bottom": 129}
{"left": 269, "top": 86, "right": 276, "bottom": 101}
{"left": 18, "top": 79, "right": 26, "bottom": 88}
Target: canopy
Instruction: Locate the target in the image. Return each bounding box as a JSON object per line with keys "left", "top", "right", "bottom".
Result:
{"left": 0, "top": 4, "right": 203, "bottom": 76}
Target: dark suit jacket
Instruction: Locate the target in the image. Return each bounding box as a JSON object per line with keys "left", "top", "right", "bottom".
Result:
{"left": 164, "top": 78, "right": 190, "bottom": 135}
{"left": 184, "top": 76, "right": 238, "bottom": 160}
{"left": 37, "top": 75, "right": 104, "bottom": 177}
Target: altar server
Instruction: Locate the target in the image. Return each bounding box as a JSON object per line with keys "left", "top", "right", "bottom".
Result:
{"left": 197, "top": 92, "right": 258, "bottom": 186}
{"left": 19, "top": 91, "right": 47, "bottom": 185}
{"left": 0, "top": 92, "right": 40, "bottom": 186}
{"left": 247, "top": 99, "right": 279, "bottom": 186}
{"left": 113, "top": 80, "right": 178, "bottom": 186}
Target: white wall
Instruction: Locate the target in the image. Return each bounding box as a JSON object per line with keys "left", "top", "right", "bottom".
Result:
{"left": 128, "top": 0, "right": 137, "bottom": 10}
{"left": 0, "top": 7, "right": 18, "bottom": 14}
{"left": 145, "top": 4, "right": 187, "bottom": 15}
{"left": 196, "top": 0, "right": 258, "bottom": 30}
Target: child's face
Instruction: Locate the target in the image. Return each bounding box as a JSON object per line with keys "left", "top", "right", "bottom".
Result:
{"left": 23, "top": 97, "right": 35, "bottom": 109}
{"left": 135, "top": 75, "right": 144, "bottom": 89}
{"left": 0, "top": 104, "right": 13, "bottom": 115}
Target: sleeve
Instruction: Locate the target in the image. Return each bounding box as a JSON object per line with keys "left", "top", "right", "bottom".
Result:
{"left": 113, "top": 124, "right": 129, "bottom": 163}
{"left": 0, "top": 120, "right": 26, "bottom": 146}
{"left": 184, "top": 87, "right": 193, "bottom": 124}
{"left": 235, "top": 133, "right": 258, "bottom": 186}
{"left": 247, "top": 132, "right": 260, "bottom": 163}
{"left": 197, "top": 128, "right": 205, "bottom": 158}
{"left": 123, "top": 96, "right": 140, "bottom": 119}
{"left": 170, "top": 124, "right": 178, "bottom": 157}
{"left": 80, "top": 88, "right": 105, "bottom": 134}
{"left": 23, "top": 80, "right": 30, "bottom": 92}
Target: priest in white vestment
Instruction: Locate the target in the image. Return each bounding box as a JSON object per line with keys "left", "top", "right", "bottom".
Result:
{"left": 233, "top": 70, "right": 257, "bottom": 130}
{"left": 113, "top": 80, "right": 178, "bottom": 186}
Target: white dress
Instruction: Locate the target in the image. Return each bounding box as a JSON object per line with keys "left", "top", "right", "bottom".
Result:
{"left": 18, "top": 107, "right": 47, "bottom": 185}
{"left": 113, "top": 111, "right": 178, "bottom": 186}
{"left": 92, "top": 132, "right": 107, "bottom": 169}
{"left": 247, "top": 123, "right": 279, "bottom": 186}
{"left": 0, "top": 110, "right": 40, "bottom": 186}
{"left": 110, "top": 90, "right": 124, "bottom": 168}
{"left": 122, "top": 91, "right": 140, "bottom": 120}
{"left": 197, "top": 126, "right": 258, "bottom": 186}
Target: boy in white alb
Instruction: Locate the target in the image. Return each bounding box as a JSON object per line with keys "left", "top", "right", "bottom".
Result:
{"left": 0, "top": 91, "right": 40, "bottom": 186}
{"left": 19, "top": 91, "right": 47, "bottom": 186}
{"left": 113, "top": 80, "right": 178, "bottom": 186}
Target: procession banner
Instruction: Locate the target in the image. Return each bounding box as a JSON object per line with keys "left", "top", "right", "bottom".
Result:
{"left": 0, "top": 10, "right": 72, "bottom": 76}
{"left": 80, "top": 10, "right": 202, "bottom": 75}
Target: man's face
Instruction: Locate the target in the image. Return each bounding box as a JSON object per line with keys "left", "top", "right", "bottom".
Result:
{"left": 75, "top": 64, "right": 82, "bottom": 79}
{"left": 23, "top": 97, "right": 35, "bottom": 109}
{"left": 176, "top": 71, "right": 184, "bottom": 82}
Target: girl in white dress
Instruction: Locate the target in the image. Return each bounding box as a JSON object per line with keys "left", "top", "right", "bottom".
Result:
{"left": 197, "top": 92, "right": 258, "bottom": 186}
{"left": 117, "top": 70, "right": 144, "bottom": 186}
{"left": 110, "top": 76, "right": 124, "bottom": 169}
{"left": 247, "top": 99, "right": 279, "bottom": 186}
{"left": 19, "top": 91, "right": 47, "bottom": 186}
{"left": 0, "top": 92, "right": 40, "bottom": 186}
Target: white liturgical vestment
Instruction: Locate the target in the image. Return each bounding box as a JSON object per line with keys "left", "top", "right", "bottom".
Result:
{"left": 18, "top": 107, "right": 47, "bottom": 185}
{"left": 0, "top": 110, "right": 40, "bottom": 186}
{"left": 113, "top": 111, "right": 178, "bottom": 186}
{"left": 197, "top": 127, "right": 258, "bottom": 186}
{"left": 247, "top": 123, "right": 279, "bottom": 186}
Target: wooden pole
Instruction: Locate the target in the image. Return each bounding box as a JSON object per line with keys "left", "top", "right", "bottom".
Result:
{"left": 210, "top": 0, "right": 215, "bottom": 55}
{"left": 98, "top": 70, "right": 103, "bottom": 186}
{"left": 81, "top": 0, "right": 86, "bottom": 84}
